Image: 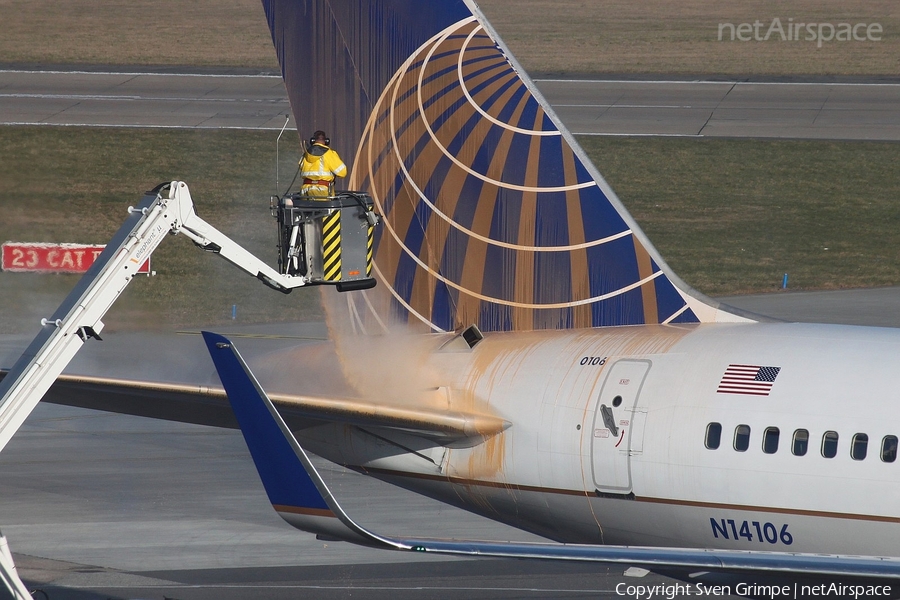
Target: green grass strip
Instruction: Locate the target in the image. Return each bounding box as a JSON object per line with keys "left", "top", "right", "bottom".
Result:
{"left": 2, "top": 127, "right": 898, "bottom": 333}
{"left": 578, "top": 136, "right": 900, "bottom": 295}
{"left": 0, "top": 127, "right": 320, "bottom": 332}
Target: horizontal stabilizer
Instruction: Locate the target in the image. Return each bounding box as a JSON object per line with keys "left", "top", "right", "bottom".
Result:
{"left": 206, "top": 334, "right": 900, "bottom": 580}
{"left": 0, "top": 370, "right": 507, "bottom": 443}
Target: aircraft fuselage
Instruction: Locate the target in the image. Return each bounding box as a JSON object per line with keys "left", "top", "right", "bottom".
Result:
{"left": 299, "top": 322, "right": 900, "bottom": 557}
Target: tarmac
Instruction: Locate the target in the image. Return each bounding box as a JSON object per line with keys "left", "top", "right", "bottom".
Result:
{"left": 537, "top": 78, "right": 900, "bottom": 140}
{"left": 1, "top": 69, "right": 899, "bottom": 140}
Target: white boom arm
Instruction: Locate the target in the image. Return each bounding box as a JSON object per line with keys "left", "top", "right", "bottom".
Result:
{"left": 0, "top": 531, "right": 30, "bottom": 600}
{"left": 0, "top": 180, "right": 307, "bottom": 452}
{"left": 168, "top": 182, "right": 310, "bottom": 293}
{"left": 0, "top": 181, "right": 307, "bottom": 597}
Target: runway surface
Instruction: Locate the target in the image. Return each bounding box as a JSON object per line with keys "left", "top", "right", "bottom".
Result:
{"left": 2, "top": 69, "right": 899, "bottom": 140}
{"left": 0, "top": 70, "right": 291, "bottom": 131}
{"left": 538, "top": 79, "right": 900, "bottom": 140}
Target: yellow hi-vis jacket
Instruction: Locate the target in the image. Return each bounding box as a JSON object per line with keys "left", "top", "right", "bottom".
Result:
{"left": 299, "top": 143, "right": 347, "bottom": 197}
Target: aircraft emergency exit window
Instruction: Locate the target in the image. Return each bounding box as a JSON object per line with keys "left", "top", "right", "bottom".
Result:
{"left": 821, "top": 431, "right": 839, "bottom": 459}
{"left": 705, "top": 423, "right": 722, "bottom": 449}
{"left": 762, "top": 427, "right": 780, "bottom": 454}
{"left": 734, "top": 425, "right": 750, "bottom": 452}
{"left": 881, "top": 436, "right": 898, "bottom": 463}
{"left": 851, "top": 433, "right": 868, "bottom": 461}
{"left": 792, "top": 429, "right": 809, "bottom": 456}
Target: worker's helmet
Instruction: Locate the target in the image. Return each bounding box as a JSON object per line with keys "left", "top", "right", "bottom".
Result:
{"left": 310, "top": 130, "right": 330, "bottom": 146}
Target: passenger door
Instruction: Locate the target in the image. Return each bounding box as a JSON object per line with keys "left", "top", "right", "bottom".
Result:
{"left": 590, "top": 360, "right": 651, "bottom": 494}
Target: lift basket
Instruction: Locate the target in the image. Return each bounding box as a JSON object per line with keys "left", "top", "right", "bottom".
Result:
{"left": 274, "top": 192, "right": 377, "bottom": 292}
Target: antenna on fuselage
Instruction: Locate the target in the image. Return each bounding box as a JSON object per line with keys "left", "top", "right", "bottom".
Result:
{"left": 275, "top": 114, "right": 291, "bottom": 196}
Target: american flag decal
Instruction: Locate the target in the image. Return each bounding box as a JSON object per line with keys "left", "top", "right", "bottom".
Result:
{"left": 717, "top": 364, "right": 781, "bottom": 396}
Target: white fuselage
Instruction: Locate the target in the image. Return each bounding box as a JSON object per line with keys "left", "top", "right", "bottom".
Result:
{"left": 301, "top": 322, "right": 900, "bottom": 556}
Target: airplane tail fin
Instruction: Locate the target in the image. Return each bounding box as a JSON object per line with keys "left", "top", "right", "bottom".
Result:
{"left": 262, "top": 1, "right": 749, "bottom": 333}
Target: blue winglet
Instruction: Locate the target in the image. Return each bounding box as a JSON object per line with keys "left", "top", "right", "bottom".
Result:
{"left": 202, "top": 331, "right": 329, "bottom": 513}
{"left": 201, "top": 331, "right": 397, "bottom": 547}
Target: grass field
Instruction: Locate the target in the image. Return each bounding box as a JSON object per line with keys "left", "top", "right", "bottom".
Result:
{"left": 480, "top": 0, "right": 900, "bottom": 76}
{"left": 0, "top": 1, "right": 896, "bottom": 76}
{"left": 0, "top": 0, "right": 278, "bottom": 70}
{"left": 579, "top": 137, "right": 900, "bottom": 295}
{"left": 2, "top": 128, "right": 899, "bottom": 334}
{"left": 0, "top": 127, "right": 320, "bottom": 333}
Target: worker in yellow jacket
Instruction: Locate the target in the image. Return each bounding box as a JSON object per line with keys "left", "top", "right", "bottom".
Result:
{"left": 299, "top": 130, "right": 347, "bottom": 198}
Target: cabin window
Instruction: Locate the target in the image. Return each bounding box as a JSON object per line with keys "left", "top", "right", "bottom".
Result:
{"left": 705, "top": 422, "right": 722, "bottom": 449}
{"left": 733, "top": 424, "right": 751, "bottom": 452}
{"left": 881, "top": 436, "right": 898, "bottom": 463}
{"left": 851, "top": 433, "right": 868, "bottom": 460}
{"left": 821, "top": 431, "right": 839, "bottom": 459}
{"left": 762, "top": 427, "right": 780, "bottom": 454}
{"left": 792, "top": 429, "right": 809, "bottom": 456}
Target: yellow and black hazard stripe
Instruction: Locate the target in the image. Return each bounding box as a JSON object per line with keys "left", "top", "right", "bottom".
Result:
{"left": 366, "top": 224, "right": 374, "bottom": 276}
{"left": 322, "top": 210, "right": 341, "bottom": 281}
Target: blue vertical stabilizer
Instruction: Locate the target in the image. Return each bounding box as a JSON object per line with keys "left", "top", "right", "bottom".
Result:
{"left": 262, "top": 0, "right": 743, "bottom": 332}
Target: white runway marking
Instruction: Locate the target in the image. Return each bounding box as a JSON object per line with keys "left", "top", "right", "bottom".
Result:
{"left": 0, "top": 121, "right": 297, "bottom": 131}
{"left": 89, "top": 583, "right": 618, "bottom": 593}
{"left": 0, "top": 69, "right": 282, "bottom": 79}
{"left": 535, "top": 78, "right": 900, "bottom": 87}
{"left": 0, "top": 92, "right": 282, "bottom": 103}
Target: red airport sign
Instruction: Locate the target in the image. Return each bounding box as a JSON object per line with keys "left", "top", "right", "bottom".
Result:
{"left": 1, "top": 242, "right": 151, "bottom": 274}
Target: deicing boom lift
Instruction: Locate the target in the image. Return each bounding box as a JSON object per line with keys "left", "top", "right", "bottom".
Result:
{"left": 0, "top": 179, "right": 379, "bottom": 450}
{"left": 0, "top": 180, "right": 376, "bottom": 598}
